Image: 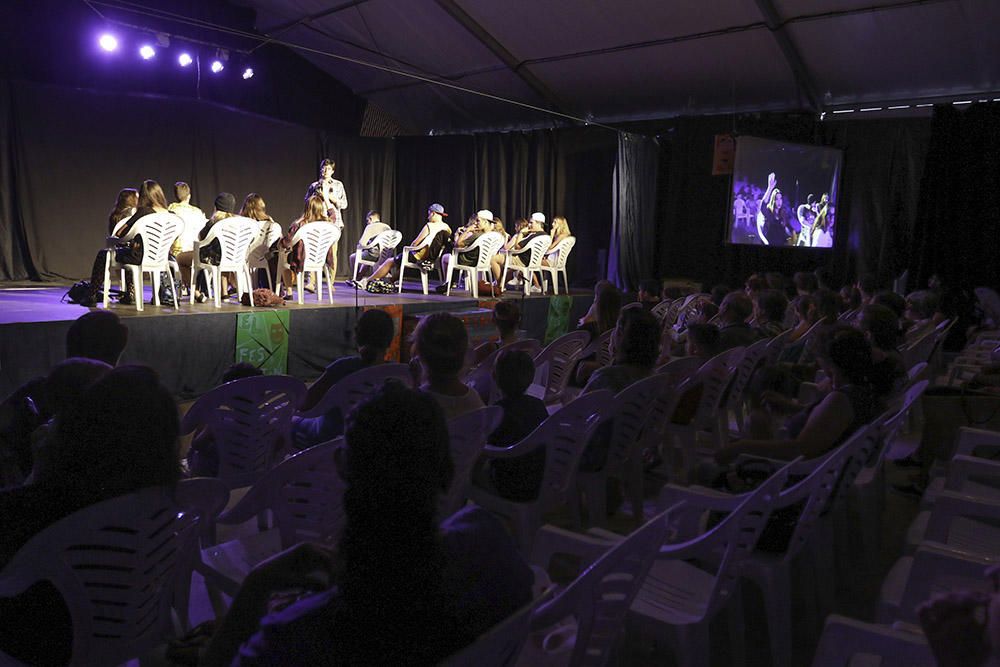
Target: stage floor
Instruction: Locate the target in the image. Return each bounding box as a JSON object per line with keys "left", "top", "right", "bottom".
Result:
{"left": 0, "top": 281, "right": 593, "bottom": 398}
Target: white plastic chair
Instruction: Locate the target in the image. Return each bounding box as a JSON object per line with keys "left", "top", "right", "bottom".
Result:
{"left": 532, "top": 330, "right": 591, "bottom": 405}
{"left": 190, "top": 216, "right": 259, "bottom": 308}
{"left": 181, "top": 375, "right": 307, "bottom": 489}
{"left": 502, "top": 235, "right": 552, "bottom": 296}
{"left": 469, "top": 391, "right": 617, "bottom": 552}
{"left": 446, "top": 232, "right": 505, "bottom": 298}
{"left": 575, "top": 374, "right": 677, "bottom": 528}
{"left": 102, "top": 212, "right": 181, "bottom": 311}
{"left": 540, "top": 236, "right": 576, "bottom": 296}
{"left": 246, "top": 220, "right": 282, "bottom": 291}
{"left": 441, "top": 406, "right": 504, "bottom": 518}
{"left": 722, "top": 336, "right": 770, "bottom": 434}
{"left": 810, "top": 615, "right": 934, "bottom": 667}
{"left": 655, "top": 356, "right": 704, "bottom": 387}
{"left": 278, "top": 221, "right": 341, "bottom": 304}
{"left": 626, "top": 462, "right": 792, "bottom": 667}
{"left": 521, "top": 508, "right": 674, "bottom": 667}
{"left": 397, "top": 231, "right": 443, "bottom": 295}
{"left": 466, "top": 339, "right": 544, "bottom": 403}
{"left": 650, "top": 299, "right": 673, "bottom": 323}
{"left": 296, "top": 363, "right": 413, "bottom": 420}
{"left": 198, "top": 439, "right": 347, "bottom": 599}
{"left": 0, "top": 485, "right": 212, "bottom": 666}
{"left": 352, "top": 228, "right": 400, "bottom": 282}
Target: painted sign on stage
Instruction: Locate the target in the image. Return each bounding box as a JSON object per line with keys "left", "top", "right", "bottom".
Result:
{"left": 236, "top": 310, "right": 290, "bottom": 374}
{"left": 544, "top": 295, "right": 573, "bottom": 344}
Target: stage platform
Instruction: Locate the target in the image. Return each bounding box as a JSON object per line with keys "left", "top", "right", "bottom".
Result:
{"left": 0, "top": 281, "right": 593, "bottom": 398}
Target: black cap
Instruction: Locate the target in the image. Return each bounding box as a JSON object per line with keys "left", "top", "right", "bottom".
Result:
{"left": 214, "top": 192, "right": 236, "bottom": 214}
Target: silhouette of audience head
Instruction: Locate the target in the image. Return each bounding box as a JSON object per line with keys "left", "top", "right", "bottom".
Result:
{"left": 65, "top": 311, "right": 128, "bottom": 366}
{"left": 612, "top": 307, "right": 660, "bottom": 367}
{"left": 222, "top": 362, "right": 263, "bottom": 383}
{"left": 859, "top": 304, "right": 902, "bottom": 351}
{"left": 356, "top": 309, "right": 395, "bottom": 362}
{"left": 44, "top": 358, "right": 113, "bottom": 419}
{"left": 493, "top": 350, "right": 535, "bottom": 399}
{"left": 755, "top": 289, "right": 788, "bottom": 324}
{"left": 414, "top": 312, "right": 469, "bottom": 380}
{"left": 719, "top": 291, "right": 754, "bottom": 325}
{"left": 493, "top": 301, "right": 521, "bottom": 339}
{"left": 686, "top": 323, "right": 721, "bottom": 358}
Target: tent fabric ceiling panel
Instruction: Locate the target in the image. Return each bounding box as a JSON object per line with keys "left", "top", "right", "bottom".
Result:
{"left": 789, "top": 0, "right": 1000, "bottom": 106}
{"left": 450, "top": 0, "right": 764, "bottom": 62}
{"left": 235, "top": 0, "right": 1000, "bottom": 133}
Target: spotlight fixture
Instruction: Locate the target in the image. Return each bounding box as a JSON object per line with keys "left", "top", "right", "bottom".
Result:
{"left": 242, "top": 67, "right": 254, "bottom": 80}
{"left": 210, "top": 60, "right": 224, "bottom": 73}
{"left": 178, "top": 52, "right": 193, "bottom": 67}
{"left": 139, "top": 44, "right": 156, "bottom": 60}
{"left": 98, "top": 33, "right": 119, "bottom": 52}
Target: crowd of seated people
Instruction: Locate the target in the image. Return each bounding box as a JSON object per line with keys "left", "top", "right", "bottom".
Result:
{"left": 1, "top": 262, "right": 977, "bottom": 665}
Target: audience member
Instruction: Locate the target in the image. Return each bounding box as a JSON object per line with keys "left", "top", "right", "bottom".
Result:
{"left": 205, "top": 382, "right": 532, "bottom": 666}
{"left": 856, "top": 274, "right": 878, "bottom": 305}
{"left": 637, "top": 279, "right": 661, "bottom": 310}
{"left": 872, "top": 290, "right": 907, "bottom": 318}
{"left": 793, "top": 271, "right": 818, "bottom": 296}
{"left": 903, "top": 289, "right": 942, "bottom": 339}
{"left": 685, "top": 323, "right": 722, "bottom": 360}
{"left": 66, "top": 309, "right": 129, "bottom": 365}
{"left": 711, "top": 284, "right": 731, "bottom": 306}
{"left": 480, "top": 350, "right": 550, "bottom": 501}
{"left": 575, "top": 281, "right": 624, "bottom": 385}
{"left": 0, "top": 365, "right": 181, "bottom": 666}
{"left": 291, "top": 310, "right": 395, "bottom": 451}
{"left": 840, "top": 285, "right": 862, "bottom": 314}
{"left": 743, "top": 275, "right": 766, "bottom": 300}
{"left": 414, "top": 312, "right": 484, "bottom": 419}
{"left": 186, "top": 362, "right": 265, "bottom": 477}
{"left": 472, "top": 301, "right": 521, "bottom": 365}
{"left": 717, "top": 291, "right": 760, "bottom": 350}
{"left": 765, "top": 272, "right": 789, "bottom": 294}
{"left": 754, "top": 289, "right": 789, "bottom": 338}
{"left": 814, "top": 266, "right": 836, "bottom": 291}
{"left": 858, "top": 304, "right": 905, "bottom": 381}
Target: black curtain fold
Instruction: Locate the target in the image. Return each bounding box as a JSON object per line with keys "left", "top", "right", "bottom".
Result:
{"left": 609, "top": 132, "right": 659, "bottom": 291}
{"left": 910, "top": 104, "right": 1000, "bottom": 290}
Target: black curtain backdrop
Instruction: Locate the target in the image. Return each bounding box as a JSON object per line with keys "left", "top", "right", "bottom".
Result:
{"left": 911, "top": 104, "right": 1000, "bottom": 290}
{"left": 609, "top": 132, "right": 659, "bottom": 291}
{"left": 647, "top": 113, "right": 931, "bottom": 289}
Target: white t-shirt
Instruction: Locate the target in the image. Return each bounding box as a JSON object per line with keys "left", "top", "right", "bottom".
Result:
{"left": 168, "top": 203, "right": 207, "bottom": 252}
{"left": 422, "top": 384, "right": 485, "bottom": 421}
{"left": 358, "top": 222, "right": 391, "bottom": 247}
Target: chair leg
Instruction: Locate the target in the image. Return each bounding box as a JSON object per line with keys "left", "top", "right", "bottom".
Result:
{"left": 420, "top": 270, "right": 428, "bottom": 295}
{"left": 152, "top": 270, "right": 161, "bottom": 306}
{"left": 445, "top": 261, "right": 455, "bottom": 296}
{"left": 103, "top": 254, "right": 113, "bottom": 309}
{"left": 246, "top": 268, "right": 256, "bottom": 307}
{"left": 214, "top": 268, "right": 221, "bottom": 308}
{"left": 470, "top": 270, "right": 478, "bottom": 298}
{"left": 169, "top": 270, "right": 180, "bottom": 310}
{"left": 398, "top": 267, "right": 405, "bottom": 293}
{"left": 551, "top": 270, "right": 559, "bottom": 295}
{"left": 326, "top": 267, "right": 334, "bottom": 303}
{"left": 134, "top": 267, "right": 144, "bottom": 312}
{"left": 297, "top": 271, "right": 304, "bottom": 305}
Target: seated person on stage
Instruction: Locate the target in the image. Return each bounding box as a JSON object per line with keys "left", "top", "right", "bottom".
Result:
{"left": 541, "top": 215, "right": 572, "bottom": 266}
{"left": 637, "top": 278, "right": 662, "bottom": 311}
{"left": 168, "top": 181, "right": 207, "bottom": 281}
{"left": 291, "top": 309, "right": 395, "bottom": 450}
{"left": 350, "top": 203, "right": 451, "bottom": 290}
{"left": 86, "top": 179, "right": 176, "bottom": 305}
{"left": 753, "top": 289, "right": 789, "bottom": 339}
{"left": 186, "top": 362, "right": 264, "bottom": 477}
{"left": 0, "top": 366, "right": 182, "bottom": 667}
{"left": 108, "top": 187, "right": 138, "bottom": 237}
{"left": 204, "top": 382, "right": 532, "bottom": 666}
{"left": 412, "top": 312, "right": 484, "bottom": 420}
{"left": 436, "top": 210, "right": 492, "bottom": 294}
{"left": 240, "top": 193, "right": 283, "bottom": 289}
{"left": 491, "top": 212, "right": 547, "bottom": 292}
{"left": 475, "top": 350, "right": 550, "bottom": 502}
{"left": 472, "top": 301, "right": 522, "bottom": 366}
{"left": 347, "top": 210, "right": 390, "bottom": 280}
{"left": 717, "top": 291, "right": 760, "bottom": 350}
{"left": 280, "top": 195, "right": 330, "bottom": 298}
{"left": 188, "top": 192, "right": 237, "bottom": 302}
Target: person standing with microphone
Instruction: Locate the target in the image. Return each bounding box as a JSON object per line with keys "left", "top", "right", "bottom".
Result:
{"left": 305, "top": 158, "right": 348, "bottom": 278}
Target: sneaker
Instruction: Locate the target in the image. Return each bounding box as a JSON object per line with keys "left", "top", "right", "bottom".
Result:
{"left": 529, "top": 285, "right": 543, "bottom": 294}
{"left": 434, "top": 283, "right": 450, "bottom": 294}
{"left": 419, "top": 260, "right": 435, "bottom": 272}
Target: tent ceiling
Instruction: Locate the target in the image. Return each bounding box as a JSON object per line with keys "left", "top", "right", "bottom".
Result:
{"left": 235, "top": 0, "right": 1000, "bottom": 132}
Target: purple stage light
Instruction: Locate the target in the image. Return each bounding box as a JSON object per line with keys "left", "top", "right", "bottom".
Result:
{"left": 210, "top": 60, "right": 224, "bottom": 73}
{"left": 178, "top": 52, "right": 193, "bottom": 67}
{"left": 242, "top": 67, "right": 254, "bottom": 80}
{"left": 139, "top": 45, "right": 156, "bottom": 60}
{"left": 99, "top": 33, "right": 119, "bottom": 52}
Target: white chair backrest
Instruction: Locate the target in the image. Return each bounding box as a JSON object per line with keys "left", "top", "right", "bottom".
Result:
{"left": 358, "top": 222, "right": 391, "bottom": 247}
{"left": 534, "top": 330, "right": 591, "bottom": 402}
{"left": 467, "top": 339, "right": 544, "bottom": 403}
{"left": 976, "top": 287, "right": 1000, "bottom": 326}
{"left": 595, "top": 329, "right": 614, "bottom": 367}
{"left": 827, "top": 422, "right": 880, "bottom": 509}
{"left": 292, "top": 222, "right": 341, "bottom": 271}
{"left": 545, "top": 236, "right": 576, "bottom": 270}
{"left": 120, "top": 212, "right": 182, "bottom": 267}
{"left": 442, "top": 406, "right": 504, "bottom": 517}
{"left": 370, "top": 229, "right": 403, "bottom": 262}
{"left": 181, "top": 375, "right": 307, "bottom": 488}
{"left": 520, "top": 234, "right": 552, "bottom": 269}
{"left": 534, "top": 507, "right": 673, "bottom": 666}
{"left": 203, "top": 216, "right": 258, "bottom": 268}
{"left": 655, "top": 355, "right": 704, "bottom": 387}
{"left": 689, "top": 346, "right": 744, "bottom": 430}
{"left": 297, "top": 363, "right": 413, "bottom": 419}
{"left": 532, "top": 391, "right": 616, "bottom": 509}
{"left": 604, "top": 374, "right": 676, "bottom": 478}
{"left": 649, "top": 299, "right": 672, "bottom": 322}
{"left": 467, "top": 231, "right": 506, "bottom": 270}
{"left": 726, "top": 337, "right": 770, "bottom": 409}
{"left": 0, "top": 486, "right": 202, "bottom": 666}
{"left": 811, "top": 615, "right": 934, "bottom": 667}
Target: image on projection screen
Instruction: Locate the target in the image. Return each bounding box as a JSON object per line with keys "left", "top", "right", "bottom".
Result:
{"left": 727, "top": 136, "right": 843, "bottom": 248}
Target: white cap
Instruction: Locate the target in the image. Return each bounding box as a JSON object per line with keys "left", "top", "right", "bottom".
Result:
{"left": 530, "top": 212, "right": 546, "bottom": 224}
{"left": 477, "top": 209, "right": 494, "bottom": 221}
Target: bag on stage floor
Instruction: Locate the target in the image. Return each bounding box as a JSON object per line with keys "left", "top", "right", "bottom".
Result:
{"left": 63, "top": 281, "right": 98, "bottom": 305}
{"left": 241, "top": 288, "right": 285, "bottom": 307}
{"left": 365, "top": 279, "right": 395, "bottom": 294}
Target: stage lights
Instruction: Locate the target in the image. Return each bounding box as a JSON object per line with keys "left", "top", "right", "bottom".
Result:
{"left": 242, "top": 67, "right": 254, "bottom": 80}
{"left": 178, "top": 52, "right": 193, "bottom": 67}
{"left": 99, "top": 33, "right": 119, "bottom": 52}
{"left": 139, "top": 44, "right": 156, "bottom": 60}
{"left": 210, "top": 60, "right": 224, "bottom": 74}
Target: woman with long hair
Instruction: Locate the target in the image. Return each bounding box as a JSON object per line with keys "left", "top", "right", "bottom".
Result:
{"left": 204, "top": 382, "right": 531, "bottom": 665}
{"left": 107, "top": 188, "right": 138, "bottom": 236}
{"left": 241, "top": 193, "right": 282, "bottom": 289}
{"left": 541, "top": 215, "right": 571, "bottom": 269}
{"left": 756, "top": 172, "right": 791, "bottom": 246}
{"left": 86, "top": 180, "right": 174, "bottom": 305}
{"left": 279, "top": 195, "right": 329, "bottom": 298}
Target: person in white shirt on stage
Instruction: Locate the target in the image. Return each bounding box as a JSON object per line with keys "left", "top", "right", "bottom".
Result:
{"left": 348, "top": 210, "right": 391, "bottom": 281}
{"left": 305, "top": 158, "right": 348, "bottom": 278}
{"left": 349, "top": 203, "right": 451, "bottom": 290}
{"left": 168, "top": 182, "right": 207, "bottom": 284}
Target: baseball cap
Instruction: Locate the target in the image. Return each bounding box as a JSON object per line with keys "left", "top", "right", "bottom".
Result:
{"left": 428, "top": 203, "right": 448, "bottom": 217}
{"left": 530, "top": 212, "right": 546, "bottom": 224}
{"left": 214, "top": 192, "right": 236, "bottom": 214}
{"left": 477, "top": 209, "right": 494, "bottom": 222}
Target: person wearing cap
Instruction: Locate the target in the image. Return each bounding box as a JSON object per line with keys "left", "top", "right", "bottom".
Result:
{"left": 350, "top": 203, "right": 452, "bottom": 289}
{"left": 436, "top": 210, "right": 493, "bottom": 293}
{"left": 180, "top": 192, "right": 238, "bottom": 302}
{"left": 490, "top": 212, "right": 547, "bottom": 292}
